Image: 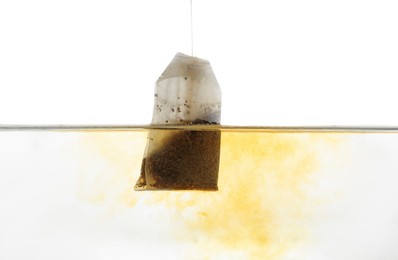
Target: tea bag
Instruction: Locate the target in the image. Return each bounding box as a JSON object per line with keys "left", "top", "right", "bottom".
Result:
{"left": 135, "top": 53, "right": 221, "bottom": 191}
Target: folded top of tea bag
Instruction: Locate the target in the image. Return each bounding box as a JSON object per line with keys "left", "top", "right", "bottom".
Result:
{"left": 151, "top": 52, "right": 221, "bottom": 125}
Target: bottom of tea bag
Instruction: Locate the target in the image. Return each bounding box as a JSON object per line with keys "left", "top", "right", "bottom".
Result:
{"left": 135, "top": 123, "right": 221, "bottom": 191}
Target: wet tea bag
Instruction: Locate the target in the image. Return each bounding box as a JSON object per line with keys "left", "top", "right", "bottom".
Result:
{"left": 135, "top": 53, "right": 221, "bottom": 190}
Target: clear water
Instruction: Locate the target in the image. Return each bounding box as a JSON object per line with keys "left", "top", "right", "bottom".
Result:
{"left": 1, "top": 126, "right": 398, "bottom": 259}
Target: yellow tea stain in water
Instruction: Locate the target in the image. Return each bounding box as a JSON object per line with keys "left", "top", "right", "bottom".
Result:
{"left": 78, "top": 130, "right": 342, "bottom": 259}
{"left": 76, "top": 131, "right": 147, "bottom": 208}
{"left": 177, "top": 132, "right": 318, "bottom": 259}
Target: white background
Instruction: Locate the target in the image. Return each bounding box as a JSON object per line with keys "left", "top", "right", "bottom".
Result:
{"left": 1, "top": 0, "right": 398, "bottom": 125}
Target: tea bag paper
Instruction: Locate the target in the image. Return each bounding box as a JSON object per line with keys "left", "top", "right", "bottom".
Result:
{"left": 135, "top": 53, "right": 221, "bottom": 190}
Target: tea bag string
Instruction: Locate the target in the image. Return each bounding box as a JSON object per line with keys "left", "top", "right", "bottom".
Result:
{"left": 190, "top": 0, "right": 194, "bottom": 56}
